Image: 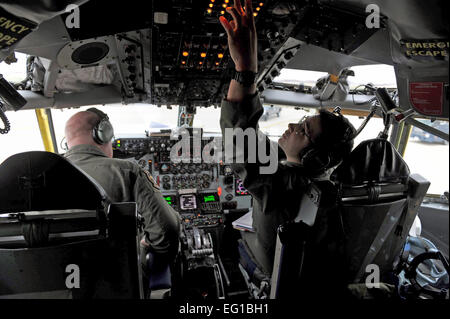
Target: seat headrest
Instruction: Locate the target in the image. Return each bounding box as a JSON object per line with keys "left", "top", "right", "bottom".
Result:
{"left": 0, "top": 151, "right": 108, "bottom": 213}
{"left": 331, "top": 139, "right": 410, "bottom": 186}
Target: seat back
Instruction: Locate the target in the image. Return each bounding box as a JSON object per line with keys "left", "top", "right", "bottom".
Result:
{"left": 0, "top": 152, "right": 143, "bottom": 298}
{"left": 270, "top": 139, "right": 430, "bottom": 299}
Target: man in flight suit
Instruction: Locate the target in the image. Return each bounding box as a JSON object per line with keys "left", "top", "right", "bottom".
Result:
{"left": 64, "top": 108, "right": 181, "bottom": 260}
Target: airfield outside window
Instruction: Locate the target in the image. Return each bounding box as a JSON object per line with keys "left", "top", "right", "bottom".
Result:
{"left": 403, "top": 120, "right": 449, "bottom": 196}
{"left": 0, "top": 53, "right": 45, "bottom": 163}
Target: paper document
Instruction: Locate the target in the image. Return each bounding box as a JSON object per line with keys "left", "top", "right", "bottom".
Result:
{"left": 232, "top": 210, "right": 254, "bottom": 232}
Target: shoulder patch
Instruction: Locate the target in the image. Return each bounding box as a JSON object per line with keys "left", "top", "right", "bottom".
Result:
{"left": 144, "top": 170, "right": 160, "bottom": 189}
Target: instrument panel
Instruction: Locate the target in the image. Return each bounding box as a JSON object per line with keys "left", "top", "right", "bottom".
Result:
{"left": 113, "top": 129, "right": 253, "bottom": 220}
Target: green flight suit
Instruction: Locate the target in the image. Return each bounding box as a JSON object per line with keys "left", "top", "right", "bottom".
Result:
{"left": 64, "top": 144, "right": 181, "bottom": 258}
{"left": 220, "top": 94, "right": 312, "bottom": 275}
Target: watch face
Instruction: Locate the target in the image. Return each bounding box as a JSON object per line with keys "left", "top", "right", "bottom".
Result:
{"left": 234, "top": 71, "right": 256, "bottom": 86}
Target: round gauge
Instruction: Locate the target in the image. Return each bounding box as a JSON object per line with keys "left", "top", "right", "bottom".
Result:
{"left": 202, "top": 181, "right": 210, "bottom": 189}
{"left": 160, "top": 164, "right": 170, "bottom": 173}
{"left": 162, "top": 183, "right": 171, "bottom": 190}
{"left": 224, "top": 165, "right": 233, "bottom": 175}
{"left": 202, "top": 174, "right": 210, "bottom": 181}
{"left": 162, "top": 175, "right": 170, "bottom": 183}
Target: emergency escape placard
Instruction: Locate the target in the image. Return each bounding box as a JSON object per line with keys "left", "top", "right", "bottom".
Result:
{"left": 409, "top": 82, "right": 444, "bottom": 116}
{"left": 401, "top": 39, "right": 449, "bottom": 59}
{"left": 0, "top": 7, "right": 36, "bottom": 49}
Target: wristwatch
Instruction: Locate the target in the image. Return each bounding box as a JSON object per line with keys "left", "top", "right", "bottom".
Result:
{"left": 232, "top": 70, "right": 257, "bottom": 87}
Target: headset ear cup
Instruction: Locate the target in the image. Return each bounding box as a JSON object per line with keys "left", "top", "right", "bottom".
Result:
{"left": 95, "top": 119, "right": 114, "bottom": 145}
{"left": 301, "top": 148, "right": 330, "bottom": 173}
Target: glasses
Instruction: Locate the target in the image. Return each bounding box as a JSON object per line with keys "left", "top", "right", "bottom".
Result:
{"left": 290, "top": 116, "right": 315, "bottom": 145}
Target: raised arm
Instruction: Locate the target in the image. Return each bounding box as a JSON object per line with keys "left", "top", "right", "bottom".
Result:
{"left": 219, "top": 0, "right": 257, "bottom": 102}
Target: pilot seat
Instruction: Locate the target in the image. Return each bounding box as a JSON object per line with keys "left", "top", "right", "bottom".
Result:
{"left": 239, "top": 138, "right": 434, "bottom": 299}
{"left": 0, "top": 151, "right": 144, "bottom": 298}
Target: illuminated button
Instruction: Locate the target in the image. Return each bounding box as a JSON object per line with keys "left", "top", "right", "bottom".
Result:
{"left": 207, "top": 8, "right": 212, "bottom": 13}
{"left": 199, "top": 61, "right": 203, "bottom": 65}
{"left": 182, "top": 51, "right": 189, "bottom": 57}
{"left": 209, "top": 3, "right": 213, "bottom": 7}
{"left": 181, "top": 60, "right": 186, "bottom": 65}
{"left": 222, "top": 4, "right": 227, "bottom": 8}
{"left": 259, "top": 2, "right": 264, "bottom": 6}
{"left": 253, "top": 12, "right": 258, "bottom": 16}
{"left": 218, "top": 53, "right": 224, "bottom": 58}
{"left": 215, "top": 62, "right": 219, "bottom": 66}
{"left": 200, "top": 52, "right": 207, "bottom": 58}
{"left": 256, "top": 7, "right": 260, "bottom": 11}
{"left": 220, "top": 10, "right": 225, "bottom": 14}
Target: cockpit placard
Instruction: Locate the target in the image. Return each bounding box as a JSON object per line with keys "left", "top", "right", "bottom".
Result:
{"left": 409, "top": 82, "right": 444, "bottom": 116}
{"left": 0, "top": 8, "right": 36, "bottom": 49}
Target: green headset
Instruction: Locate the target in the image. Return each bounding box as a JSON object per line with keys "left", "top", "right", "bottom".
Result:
{"left": 86, "top": 108, "right": 114, "bottom": 145}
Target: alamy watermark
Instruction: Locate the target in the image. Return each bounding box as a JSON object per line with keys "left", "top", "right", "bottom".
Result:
{"left": 65, "top": 4, "right": 80, "bottom": 29}
{"left": 365, "top": 264, "right": 381, "bottom": 289}
{"left": 169, "top": 127, "right": 279, "bottom": 174}
{"left": 65, "top": 264, "right": 80, "bottom": 289}
{"left": 365, "top": 4, "right": 380, "bottom": 29}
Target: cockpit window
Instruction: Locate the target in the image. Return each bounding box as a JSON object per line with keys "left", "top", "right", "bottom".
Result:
{"left": 348, "top": 64, "right": 397, "bottom": 89}
{"left": 194, "top": 107, "right": 221, "bottom": 133}
{"left": 273, "top": 69, "right": 328, "bottom": 86}
{"left": 0, "top": 52, "right": 27, "bottom": 83}
{"left": 51, "top": 104, "right": 180, "bottom": 145}
{"left": 0, "top": 109, "right": 45, "bottom": 163}
{"left": 403, "top": 120, "right": 449, "bottom": 196}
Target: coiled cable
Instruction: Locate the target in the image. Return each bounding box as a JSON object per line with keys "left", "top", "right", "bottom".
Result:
{"left": 0, "top": 101, "right": 11, "bottom": 134}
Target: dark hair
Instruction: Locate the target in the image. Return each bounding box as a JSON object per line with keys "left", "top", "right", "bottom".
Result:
{"left": 315, "top": 109, "right": 356, "bottom": 169}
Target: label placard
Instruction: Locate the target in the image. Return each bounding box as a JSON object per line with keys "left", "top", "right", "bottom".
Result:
{"left": 409, "top": 82, "right": 444, "bottom": 116}
{"left": 0, "top": 7, "right": 36, "bottom": 49}
{"left": 401, "top": 39, "right": 449, "bottom": 59}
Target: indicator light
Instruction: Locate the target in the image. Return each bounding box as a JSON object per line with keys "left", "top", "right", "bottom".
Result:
{"left": 218, "top": 53, "right": 224, "bottom": 58}
{"left": 256, "top": 7, "right": 260, "bottom": 11}
{"left": 207, "top": 8, "right": 212, "bottom": 13}
{"left": 209, "top": 3, "right": 213, "bottom": 8}
{"left": 200, "top": 52, "right": 207, "bottom": 58}
{"left": 182, "top": 51, "right": 189, "bottom": 57}
{"left": 253, "top": 12, "right": 258, "bottom": 16}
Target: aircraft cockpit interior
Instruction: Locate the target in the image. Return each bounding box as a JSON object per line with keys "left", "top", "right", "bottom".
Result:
{"left": 0, "top": 0, "right": 448, "bottom": 306}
